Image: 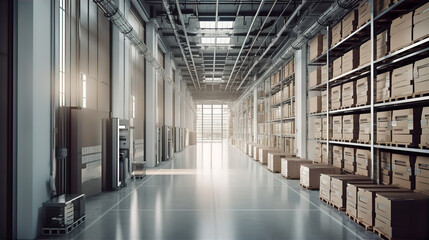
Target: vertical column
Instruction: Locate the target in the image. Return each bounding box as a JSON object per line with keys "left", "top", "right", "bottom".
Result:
{"left": 326, "top": 25, "right": 331, "bottom": 164}
{"left": 295, "top": 48, "right": 307, "bottom": 158}
{"left": 253, "top": 88, "right": 258, "bottom": 143}
{"left": 370, "top": 0, "right": 377, "bottom": 182}
{"left": 164, "top": 51, "right": 173, "bottom": 127}
{"left": 145, "top": 19, "right": 158, "bottom": 167}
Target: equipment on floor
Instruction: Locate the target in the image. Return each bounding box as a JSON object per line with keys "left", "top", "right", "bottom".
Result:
{"left": 163, "top": 125, "right": 173, "bottom": 160}
{"left": 42, "top": 194, "right": 85, "bottom": 235}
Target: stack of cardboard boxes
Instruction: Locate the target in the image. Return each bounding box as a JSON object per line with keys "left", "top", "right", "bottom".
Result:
{"left": 322, "top": 144, "right": 331, "bottom": 164}
{"left": 356, "top": 77, "right": 370, "bottom": 106}
{"left": 308, "top": 67, "right": 321, "bottom": 88}
{"left": 321, "top": 64, "right": 329, "bottom": 84}
{"left": 414, "top": 57, "right": 429, "bottom": 94}
{"left": 376, "top": 30, "right": 389, "bottom": 59}
{"left": 332, "top": 116, "right": 343, "bottom": 140}
{"left": 415, "top": 156, "right": 429, "bottom": 195}
{"left": 391, "top": 64, "right": 413, "bottom": 99}
{"left": 331, "top": 21, "right": 342, "bottom": 46}
{"left": 322, "top": 90, "right": 328, "bottom": 112}
{"left": 342, "top": 48, "right": 359, "bottom": 73}
{"left": 323, "top": 117, "right": 330, "bottom": 139}
{"left": 376, "top": 72, "right": 390, "bottom": 102}
{"left": 332, "top": 145, "right": 344, "bottom": 169}
{"left": 359, "top": 40, "right": 371, "bottom": 67}
{"left": 380, "top": 151, "right": 392, "bottom": 185}
{"left": 331, "top": 85, "right": 342, "bottom": 110}
{"left": 309, "top": 96, "right": 321, "bottom": 114}
{"left": 342, "top": 114, "right": 359, "bottom": 141}
{"left": 314, "top": 118, "right": 322, "bottom": 139}
{"left": 330, "top": 175, "right": 372, "bottom": 210}
{"left": 377, "top": 111, "right": 391, "bottom": 143}
{"left": 281, "top": 158, "right": 313, "bottom": 179}
{"left": 309, "top": 35, "right": 323, "bottom": 61}
{"left": 421, "top": 107, "right": 429, "bottom": 148}
{"left": 333, "top": 56, "right": 342, "bottom": 78}
{"left": 392, "top": 154, "right": 415, "bottom": 190}
{"left": 390, "top": 12, "right": 413, "bottom": 53}
{"left": 343, "top": 147, "right": 356, "bottom": 173}
{"left": 342, "top": 10, "right": 358, "bottom": 38}
{"left": 300, "top": 164, "right": 340, "bottom": 189}
{"left": 315, "top": 143, "right": 322, "bottom": 163}
{"left": 319, "top": 173, "right": 336, "bottom": 202}
{"left": 374, "top": 192, "right": 429, "bottom": 239}
{"left": 414, "top": 2, "right": 429, "bottom": 41}
{"left": 359, "top": 113, "right": 371, "bottom": 143}
{"left": 356, "top": 149, "right": 371, "bottom": 177}
{"left": 268, "top": 153, "right": 289, "bottom": 173}
{"left": 391, "top": 108, "right": 420, "bottom": 146}
{"left": 342, "top": 81, "right": 356, "bottom": 108}
{"left": 346, "top": 183, "right": 393, "bottom": 219}
{"left": 357, "top": 0, "right": 370, "bottom": 27}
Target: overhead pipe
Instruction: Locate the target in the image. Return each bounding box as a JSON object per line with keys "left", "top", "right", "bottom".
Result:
{"left": 161, "top": 0, "right": 198, "bottom": 90}
{"left": 228, "top": 0, "right": 279, "bottom": 89}
{"left": 93, "top": 0, "right": 196, "bottom": 113}
{"left": 232, "top": 0, "right": 360, "bottom": 109}
{"left": 224, "top": 0, "right": 266, "bottom": 90}
{"left": 175, "top": 0, "right": 202, "bottom": 90}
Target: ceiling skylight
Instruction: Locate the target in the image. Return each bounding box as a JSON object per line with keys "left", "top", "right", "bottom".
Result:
{"left": 201, "top": 37, "right": 231, "bottom": 45}
{"left": 199, "top": 21, "right": 234, "bottom": 29}
{"left": 203, "top": 77, "right": 224, "bottom": 83}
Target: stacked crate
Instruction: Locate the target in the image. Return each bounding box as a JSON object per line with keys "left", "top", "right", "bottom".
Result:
{"left": 342, "top": 114, "right": 359, "bottom": 141}
{"left": 331, "top": 21, "right": 342, "bottom": 46}
{"left": 281, "top": 158, "right": 313, "bottom": 179}
{"left": 421, "top": 107, "right": 429, "bottom": 148}
{"left": 332, "top": 116, "right": 342, "bottom": 140}
{"left": 308, "top": 67, "right": 321, "bottom": 88}
{"left": 358, "top": 113, "right": 371, "bottom": 143}
{"left": 321, "top": 64, "right": 329, "bottom": 84}
{"left": 356, "top": 77, "right": 370, "bottom": 106}
{"left": 331, "top": 85, "right": 342, "bottom": 110}
{"left": 315, "top": 143, "right": 322, "bottom": 163}
{"left": 300, "top": 164, "right": 340, "bottom": 189}
{"left": 322, "top": 117, "right": 330, "bottom": 140}
{"left": 390, "top": 12, "right": 413, "bottom": 53}
{"left": 342, "top": 81, "right": 356, "bottom": 108}
{"left": 376, "top": 72, "right": 390, "bottom": 102}
{"left": 392, "top": 154, "right": 415, "bottom": 190}
{"left": 391, "top": 108, "right": 420, "bottom": 146}
{"left": 332, "top": 145, "right": 344, "bottom": 169}
{"left": 333, "top": 56, "right": 342, "bottom": 78}
{"left": 342, "top": 48, "right": 359, "bottom": 73}
{"left": 356, "top": 149, "right": 371, "bottom": 177}
{"left": 322, "top": 144, "right": 331, "bottom": 164}
{"left": 314, "top": 118, "right": 323, "bottom": 139}
{"left": 342, "top": 10, "right": 358, "bottom": 39}
{"left": 415, "top": 156, "right": 429, "bottom": 195}
{"left": 359, "top": 40, "right": 371, "bottom": 66}
{"left": 322, "top": 90, "right": 328, "bottom": 112}
{"left": 309, "top": 96, "right": 322, "bottom": 114}
{"left": 377, "top": 111, "right": 391, "bottom": 144}
{"left": 376, "top": 30, "right": 389, "bottom": 59}
{"left": 357, "top": 0, "right": 370, "bottom": 27}
{"left": 330, "top": 176, "right": 372, "bottom": 211}
{"left": 309, "top": 35, "right": 323, "bottom": 61}
{"left": 391, "top": 64, "right": 413, "bottom": 99}
{"left": 343, "top": 147, "right": 355, "bottom": 173}
{"left": 380, "top": 151, "right": 392, "bottom": 185}
{"left": 414, "top": 57, "right": 429, "bottom": 94}
{"left": 413, "top": 3, "right": 429, "bottom": 41}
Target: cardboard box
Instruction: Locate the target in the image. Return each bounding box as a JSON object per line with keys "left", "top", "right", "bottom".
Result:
{"left": 358, "top": 0, "right": 370, "bottom": 27}
{"left": 377, "top": 111, "right": 391, "bottom": 143}
{"left": 281, "top": 158, "right": 313, "bottom": 179}
{"left": 342, "top": 48, "right": 359, "bottom": 73}
{"left": 315, "top": 118, "right": 323, "bottom": 139}
{"left": 342, "top": 114, "right": 359, "bottom": 141}
{"left": 359, "top": 40, "right": 371, "bottom": 66}
{"left": 321, "top": 64, "right": 330, "bottom": 83}
{"left": 390, "top": 12, "right": 413, "bottom": 52}
{"left": 422, "top": 107, "right": 429, "bottom": 147}
{"left": 314, "top": 143, "right": 323, "bottom": 163}
{"left": 321, "top": 90, "right": 328, "bottom": 112}
{"left": 322, "top": 117, "right": 331, "bottom": 140}
{"left": 376, "top": 72, "right": 391, "bottom": 102}
{"left": 333, "top": 56, "right": 342, "bottom": 78}
{"left": 268, "top": 153, "right": 290, "bottom": 173}
{"left": 300, "top": 164, "right": 341, "bottom": 189}
{"left": 321, "top": 144, "right": 331, "bottom": 164}
{"left": 375, "top": 0, "right": 391, "bottom": 15}
{"left": 332, "top": 116, "right": 343, "bottom": 140}
{"left": 414, "top": 57, "right": 429, "bottom": 94}
{"left": 416, "top": 176, "right": 429, "bottom": 195}
{"left": 357, "top": 188, "right": 412, "bottom": 226}
{"left": 415, "top": 156, "right": 429, "bottom": 178}
{"left": 253, "top": 145, "right": 265, "bottom": 161}
{"left": 343, "top": 147, "right": 356, "bottom": 173}
{"left": 342, "top": 10, "right": 358, "bottom": 38}
{"left": 308, "top": 67, "right": 321, "bottom": 88}
{"left": 356, "top": 77, "right": 370, "bottom": 106}
{"left": 391, "top": 108, "right": 420, "bottom": 145}
{"left": 331, "top": 85, "right": 342, "bottom": 110}
{"left": 391, "top": 64, "right": 413, "bottom": 98}
{"left": 330, "top": 176, "right": 372, "bottom": 208}
{"left": 342, "top": 81, "right": 356, "bottom": 108}
{"left": 309, "top": 35, "right": 324, "bottom": 61}
{"left": 359, "top": 113, "right": 371, "bottom": 142}
{"left": 322, "top": 34, "right": 328, "bottom": 53}
{"left": 356, "top": 149, "right": 371, "bottom": 176}
{"left": 332, "top": 145, "right": 344, "bottom": 169}
{"left": 309, "top": 96, "right": 322, "bottom": 113}
{"left": 377, "top": 30, "right": 389, "bottom": 59}
{"left": 331, "top": 21, "right": 342, "bottom": 46}
{"left": 320, "top": 173, "right": 346, "bottom": 201}
{"left": 413, "top": 2, "right": 429, "bottom": 41}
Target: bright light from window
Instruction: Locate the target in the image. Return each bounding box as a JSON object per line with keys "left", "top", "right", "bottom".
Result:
{"left": 199, "top": 21, "right": 234, "bottom": 29}
{"left": 201, "top": 37, "right": 231, "bottom": 45}
{"left": 203, "top": 77, "right": 224, "bottom": 83}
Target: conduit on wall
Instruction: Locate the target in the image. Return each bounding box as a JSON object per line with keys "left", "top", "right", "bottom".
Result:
{"left": 93, "top": 0, "right": 196, "bottom": 113}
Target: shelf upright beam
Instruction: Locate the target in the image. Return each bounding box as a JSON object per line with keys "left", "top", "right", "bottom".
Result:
{"left": 254, "top": 88, "right": 258, "bottom": 143}
{"left": 370, "top": 0, "right": 378, "bottom": 183}
{"left": 326, "top": 25, "right": 331, "bottom": 165}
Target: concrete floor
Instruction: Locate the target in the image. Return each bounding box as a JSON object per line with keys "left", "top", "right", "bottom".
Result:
{"left": 44, "top": 141, "right": 379, "bottom": 240}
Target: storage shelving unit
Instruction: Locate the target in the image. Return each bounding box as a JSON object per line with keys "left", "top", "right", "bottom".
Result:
{"left": 307, "top": 0, "right": 429, "bottom": 182}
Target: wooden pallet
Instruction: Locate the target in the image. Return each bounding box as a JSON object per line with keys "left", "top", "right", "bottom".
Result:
{"left": 377, "top": 142, "right": 391, "bottom": 146}
{"left": 357, "top": 140, "right": 370, "bottom": 144}
{"left": 413, "top": 35, "right": 429, "bottom": 44}
{"left": 356, "top": 102, "right": 370, "bottom": 107}
{"left": 413, "top": 91, "right": 429, "bottom": 98}
{"left": 373, "top": 227, "right": 393, "bottom": 240}
{"left": 389, "top": 41, "right": 413, "bottom": 54}
{"left": 355, "top": 217, "right": 373, "bottom": 231}
{"left": 330, "top": 202, "right": 346, "bottom": 212}
{"left": 389, "top": 94, "right": 414, "bottom": 102}
{"left": 43, "top": 216, "right": 85, "bottom": 235}
{"left": 420, "top": 144, "right": 428, "bottom": 149}
{"left": 339, "top": 105, "right": 356, "bottom": 110}
{"left": 282, "top": 175, "right": 299, "bottom": 180}
{"left": 319, "top": 197, "right": 329, "bottom": 204}
{"left": 300, "top": 184, "right": 318, "bottom": 190}
{"left": 390, "top": 142, "right": 417, "bottom": 148}
{"left": 345, "top": 212, "right": 356, "bottom": 222}
{"left": 343, "top": 169, "right": 355, "bottom": 174}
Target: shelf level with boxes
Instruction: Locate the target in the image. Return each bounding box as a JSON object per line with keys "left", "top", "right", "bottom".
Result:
{"left": 307, "top": 0, "right": 429, "bottom": 181}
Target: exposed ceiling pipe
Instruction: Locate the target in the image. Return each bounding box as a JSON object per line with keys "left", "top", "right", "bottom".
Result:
{"left": 236, "top": 0, "right": 306, "bottom": 90}
{"left": 228, "top": 0, "right": 278, "bottom": 89}
{"left": 224, "top": 0, "right": 266, "bottom": 90}
{"left": 93, "top": 0, "right": 196, "bottom": 113}
{"left": 233, "top": 0, "right": 360, "bottom": 107}
{"left": 175, "top": 0, "right": 202, "bottom": 90}
{"left": 161, "top": 0, "right": 198, "bottom": 90}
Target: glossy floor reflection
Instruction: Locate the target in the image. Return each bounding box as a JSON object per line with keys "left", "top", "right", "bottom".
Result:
{"left": 51, "top": 141, "right": 379, "bottom": 239}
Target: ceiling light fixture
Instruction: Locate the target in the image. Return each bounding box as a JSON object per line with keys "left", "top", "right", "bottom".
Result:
{"left": 199, "top": 21, "right": 234, "bottom": 29}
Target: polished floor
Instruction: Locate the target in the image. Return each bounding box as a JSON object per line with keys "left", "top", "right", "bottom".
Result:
{"left": 45, "top": 141, "right": 379, "bottom": 240}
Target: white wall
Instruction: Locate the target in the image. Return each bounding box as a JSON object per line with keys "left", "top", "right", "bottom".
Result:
{"left": 16, "top": 0, "right": 52, "bottom": 238}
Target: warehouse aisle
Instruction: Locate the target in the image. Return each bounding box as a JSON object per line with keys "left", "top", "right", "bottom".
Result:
{"left": 67, "top": 142, "right": 378, "bottom": 240}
